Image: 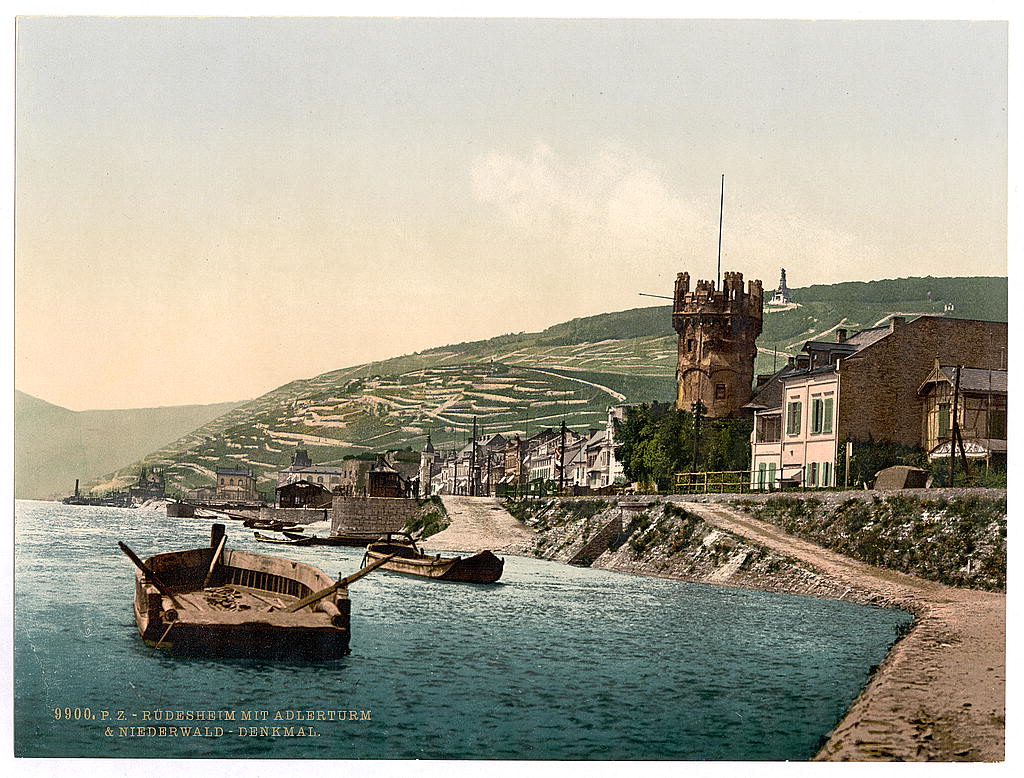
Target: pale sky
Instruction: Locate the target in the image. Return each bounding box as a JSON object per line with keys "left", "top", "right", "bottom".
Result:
{"left": 15, "top": 17, "right": 1008, "bottom": 410}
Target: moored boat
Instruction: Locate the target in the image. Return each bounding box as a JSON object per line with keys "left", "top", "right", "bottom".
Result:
{"left": 283, "top": 529, "right": 390, "bottom": 547}
{"left": 119, "top": 523, "right": 392, "bottom": 659}
{"left": 363, "top": 534, "right": 504, "bottom": 584}
{"left": 253, "top": 531, "right": 317, "bottom": 546}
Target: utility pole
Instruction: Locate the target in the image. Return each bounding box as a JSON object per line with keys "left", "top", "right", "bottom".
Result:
{"left": 559, "top": 420, "right": 567, "bottom": 496}
{"left": 949, "top": 366, "right": 960, "bottom": 487}
{"left": 692, "top": 400, "right": 705, "bottom": 472}
{"left": 470, "top": 417, "right": 478, "bottom": 497}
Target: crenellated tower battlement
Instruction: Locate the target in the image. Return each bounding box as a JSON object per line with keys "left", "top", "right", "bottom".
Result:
{"left": 672, "top": 270, "right": 763, "bottom": 417}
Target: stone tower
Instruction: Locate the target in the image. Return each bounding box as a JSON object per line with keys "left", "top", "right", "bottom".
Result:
{"left": 672, "top": 270, "right": 763, "bottom": 418}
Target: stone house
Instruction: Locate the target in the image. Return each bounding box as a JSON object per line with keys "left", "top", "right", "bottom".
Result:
{"left": 748, "top": 316, "right": 1008, "bottom": 489}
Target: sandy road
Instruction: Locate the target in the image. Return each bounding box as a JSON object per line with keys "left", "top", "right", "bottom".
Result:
{"left": 680, "top": 501, "right": 1005, "bottom": 762}
{"left": 421, "top": 496, "right": 535, "bottom": 554}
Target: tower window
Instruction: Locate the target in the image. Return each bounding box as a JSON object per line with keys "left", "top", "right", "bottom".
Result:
{"left": 687, "top": 339, "right": 695, "bottom": 352}
{"left": 715, "top": 384, "right": 727, "bottom": 400}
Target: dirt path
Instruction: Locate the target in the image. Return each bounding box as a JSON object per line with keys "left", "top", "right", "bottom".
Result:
{"left": 522, "top": 367, "right": 627, "bottom": 401}
{"left": 422, "top": 496, "right": 535, "bottom": 554}
{"left": 680, "top": 501, "right": 1005, "bottom": 762}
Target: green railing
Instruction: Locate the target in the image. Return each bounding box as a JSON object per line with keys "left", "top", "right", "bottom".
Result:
{"left": 673, "top": 470, "right": 754, "bottom": 494}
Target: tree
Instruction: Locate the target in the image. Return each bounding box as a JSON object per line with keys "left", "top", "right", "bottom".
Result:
{"left": 615, "top": 403, "right": 754, "bottom": 491}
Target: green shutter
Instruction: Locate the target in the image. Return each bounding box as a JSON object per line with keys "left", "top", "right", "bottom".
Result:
{"left": 938, "top": 404, "right": 951, "bottom": 439}
{"left": 823, "top": 398, "right": 834, "bottom": 434}
{"left": 787, "top": 401, "right": 802, "bottom": 435}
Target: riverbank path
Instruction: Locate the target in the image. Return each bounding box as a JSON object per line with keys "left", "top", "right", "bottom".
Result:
{"left": 679, "top": 500, "right": 1005, "bottom": 762}
{"left": 422, "top": 496, "right": 535, "bottom": 554}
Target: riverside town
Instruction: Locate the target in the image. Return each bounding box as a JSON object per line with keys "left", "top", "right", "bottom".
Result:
{"left": 24, "top": 264, "right": 1007, "bottom": 763}
{"left": 14, "top": 16, "right": 1007, "bottom": 767}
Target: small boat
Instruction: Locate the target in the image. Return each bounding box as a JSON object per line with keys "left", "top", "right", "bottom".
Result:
{"left": 253, "top": 531, "right": 317, "bottom": 546}
{"left": 243, "top": 518, "right": 298, "bottom": 531}
{"left": 283, "top": 529, "right": 386, "bottom": 547}
{"left": 363, "top": 533, "right": 504, "bottom": 584}
{"left": 119, "top": 523, "right": 392, "bottom": 659}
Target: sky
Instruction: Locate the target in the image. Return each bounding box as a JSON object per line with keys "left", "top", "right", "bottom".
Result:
{"left": 14, "top": 16, "right": 1009, "bottom": 411}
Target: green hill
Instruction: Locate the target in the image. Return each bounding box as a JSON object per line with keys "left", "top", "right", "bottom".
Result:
{"left": 86, "top": 275, "right": 1006, "bottom": 498}
{"left": 14, "top": 391, "right": 243, "bottom": 499}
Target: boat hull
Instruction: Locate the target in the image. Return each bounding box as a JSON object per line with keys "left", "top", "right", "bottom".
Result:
{"left": 133, "top": 546, "right": 351, "bottom": 660}
{"left": 365, "top": 547, "right": 504, "bottom": 584}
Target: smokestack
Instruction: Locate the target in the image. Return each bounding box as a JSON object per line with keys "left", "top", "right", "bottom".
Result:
{"left": 74, "top": 479, "right": 79, "bottom": 498}
{"left": 835, "top": 328, "right": 847, "bottom": 343}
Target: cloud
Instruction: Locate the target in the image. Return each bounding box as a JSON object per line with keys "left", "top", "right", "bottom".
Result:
{"left": 470, "top": 142, "right": 888, "bottom": 288}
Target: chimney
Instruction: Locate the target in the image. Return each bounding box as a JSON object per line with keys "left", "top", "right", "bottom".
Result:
{"left": 797, "top": 355, "right": 810, "bottom": 369}
{"left": 787, "top": 356, "right": 796, "bottom": 367}
{"left": 835, "top": 328, "right": 847, "bottom": 343}
{"left": 889, "top": 316, "right": 905, "bottom": 332}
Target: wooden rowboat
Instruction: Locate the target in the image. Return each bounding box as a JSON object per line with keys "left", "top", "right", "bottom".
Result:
{"left": 283, "top": 529, "right": 393, "bottom": 547}
{"left": 119, "top": 523, "right": 392, "bottom": 659}
{"left": 253, "top": 531, "right": 317, "bottom": 546}
{"left": 363, "top": 534, "right": 504, "bottom": 584}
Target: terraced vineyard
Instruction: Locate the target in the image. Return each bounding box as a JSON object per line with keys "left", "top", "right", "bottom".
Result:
{"left": 89, "top": 275, "right": 1006, "bottom": 496}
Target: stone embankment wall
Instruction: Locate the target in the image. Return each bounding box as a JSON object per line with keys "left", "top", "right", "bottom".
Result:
{"left": 505, "top": 488, "right": 1006, "bottom": 600}
{"left": 331, "top": 496, "right": 427, "bottom": 534}
{"left": 732, "top": 491, "right": 1006, "bottom": 592}
{"left": 505, "top": 498, "right": 862, "bottom": 602}
{"left": 259, "top": 506, "right": 330, "bottom": 525}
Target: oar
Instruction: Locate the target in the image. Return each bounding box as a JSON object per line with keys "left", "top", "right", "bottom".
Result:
{"left": 202, "top": 534, "right": 227, "bottom": 589}
{"left": 283, "top": 553, "right": 396, "bottom": 613}
{"left": 118, "top": 541, "right": 183, "bottom": 609}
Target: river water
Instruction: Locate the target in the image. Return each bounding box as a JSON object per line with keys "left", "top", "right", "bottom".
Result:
{"left": 14, "top": 500, "right": 911, "bottom": 760}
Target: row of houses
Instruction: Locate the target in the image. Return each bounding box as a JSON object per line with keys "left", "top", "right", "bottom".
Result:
{"left": 419, "top": 405, "right": 631, "bottom": 496}
{"left": 747, "top": 316, "right": 1007, "bottom": 489}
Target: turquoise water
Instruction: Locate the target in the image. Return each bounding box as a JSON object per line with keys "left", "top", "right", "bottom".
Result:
{"left": 14, "top": 500, "right": 911, "bottom": 760}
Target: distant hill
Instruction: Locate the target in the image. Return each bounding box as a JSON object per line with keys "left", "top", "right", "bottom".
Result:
{"left": 86, "top": 275, "right": 1006, "bottom": 498}
{"left": 14, "top": 391, "right": 243, "bottom": 499}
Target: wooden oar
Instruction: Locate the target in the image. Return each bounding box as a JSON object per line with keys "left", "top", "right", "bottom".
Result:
{"left": 283, "top": 553, "right": 396, "bottom": 613}
{"left": 202, "top": 534, "right": 227, "bottom": 589}
{"left": 118, "top": 541, "right": 183, "bottom": 609}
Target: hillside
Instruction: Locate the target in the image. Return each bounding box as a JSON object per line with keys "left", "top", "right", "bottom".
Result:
{"left": 14, "top": 391, "right": 243, "bottom": 499}
{"left": 87, "top": 275, "right": 1006, "bottom": 498}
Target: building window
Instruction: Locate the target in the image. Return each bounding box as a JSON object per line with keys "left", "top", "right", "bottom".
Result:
{"left": 988, "top": 409, "right": 1007, "bottom": 439}
{"left": 715, "top": 384, "right": 727, "bottom": 400}
{"left": 938, "top": 403, "right": 951, "bottom": 439}
{"left": 811, "top": 397, "right": 834, "bottom": 434}
{"left": 806, "top": 462, "right": 818, "bottom": 487}
{"left": 687, "top": 339, "right": 696, "bottom": 352}
{"left": 756, "top": 414, "right": 781, "bottom": 443}
{"left": 786, "top": 401, "right": 802, "bottom": 435}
